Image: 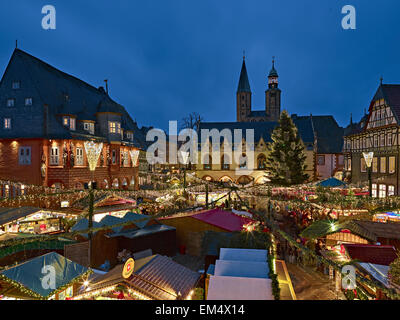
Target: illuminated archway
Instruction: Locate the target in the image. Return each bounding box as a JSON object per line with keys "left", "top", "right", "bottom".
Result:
{"left": 219, "top": 175, "right": 233, "bottom": 182}
{"left": 237, "top": 175, "right": 252, "bottom": 185}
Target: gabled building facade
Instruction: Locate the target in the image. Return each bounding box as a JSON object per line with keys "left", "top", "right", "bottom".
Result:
{"left": 344, "top": 84, "right": 400, "bottom": 196}
{"left": 0, "top": 48, "right": 140, "bottom": 190}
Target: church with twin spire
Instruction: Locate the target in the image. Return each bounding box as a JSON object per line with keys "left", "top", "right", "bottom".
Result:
{"left": 236, "top": 57, "right": 281, "bottom": 122}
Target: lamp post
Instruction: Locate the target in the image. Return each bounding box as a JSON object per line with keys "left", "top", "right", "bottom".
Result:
{"left": 179, "top": 150, "right": 190, "bottom": 196}
{"left": 362, "top": 152, "right": 374, "bottom": 198}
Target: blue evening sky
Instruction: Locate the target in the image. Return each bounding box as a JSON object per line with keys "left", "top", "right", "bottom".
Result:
{"left": 0, "top": 0, "right": 399, "bottom": 130}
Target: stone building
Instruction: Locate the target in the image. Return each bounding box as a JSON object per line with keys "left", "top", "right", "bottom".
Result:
{"left": 0, "top": 48, "right": 141, "bottom": 190}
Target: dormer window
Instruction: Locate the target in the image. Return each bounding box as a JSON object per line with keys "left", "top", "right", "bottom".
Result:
{"left": 83, "top": 122, "right": 95, "bottom": 135}
{"left": 12, "top": 81, "right": 20, "bottom": 89}
{"left": 6, "top": 99, "right": 15, "bottom": 107}
{"left": 25, "top": 98, "right": 33, "bottom": 106}
{"left": 4, "top": 118, "right": 11, "bottom": 129}
{"left": 127, "top": 131, "right": 133, "bottom": 141}
{"left": 62, "top": 116, "right": 76, "bottom": 131}
{"left": 108, "top": 121, "right": 121, "bottom": 134}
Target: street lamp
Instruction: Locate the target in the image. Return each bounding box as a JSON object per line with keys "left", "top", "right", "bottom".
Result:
{"left": 362, "top": 151, "right": 374, "bottom": 197}
{"left": 179, "top": 150, "right": 190, "bottom": 195}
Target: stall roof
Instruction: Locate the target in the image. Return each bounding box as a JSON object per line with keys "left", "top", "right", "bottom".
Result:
{"left": 86, "top": 254, "right": 200, "bottom": 300}
{"left": 219, "top": 248, "right": 268, "bottom": 262}
{"left": 315, "top": 177, "right": 347, "bottom": 188}
{"left": 214, "top": 260, "right": 269, "bottom": 279}
{"left": 190, "top": 208, "right": 254, "bottom": 232}
{"left": 107, "top": 224, "right": 175, "bottom": 239}
{"left": 0, "top": 207, "right": 41, "bottom": 226}
{"left": 0, "top": 252, "right": 88, "bottom": 299}
{"left": 357, "top": 263, "right": 390, "bottom": 288}
{"left": 71, "top": 212, "right": 153, "bottom": 237}
{"left": 343, "top": 244, "right": 397, "bottom": 266}
{"left": 207, "top": 276, "right": 273, "bottom": 300}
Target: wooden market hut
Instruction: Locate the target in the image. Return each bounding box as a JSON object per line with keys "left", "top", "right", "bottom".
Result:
{"left": 159, "top": 208, "right": 255, "bottom": 256}
{"left": 301, "top": 219, "right": 400, "bottom": 250}
{"left": 0, "top": 252, "right": 90, "bottom": 300}
{"left": 68, "top": 212, "right": 176, "bottom": 268}
{"left": 73, "top": 254, "right": 200, "bottom": 300}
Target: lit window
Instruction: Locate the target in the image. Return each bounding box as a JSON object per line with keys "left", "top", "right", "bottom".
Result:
{"left": 388, "top": 185, "right": 395, "bottom": 196}
{"left": 109, "top": 121, "right": 117, "bottom": 134}
{"left": 127, "top": 131, "right": 133, "bottom": 141}
{"left": 360, "top": 158, "right": 366, "bottom": 172}
{"left": 388, "top": 134, "right": 393, "bottom": 146}
{"left": 25, "top": 98, "right": 33, "bottom": 106}
{"left": 76, "top": 147, "right": 84, "bottom": 166}
{"left": 380, "top": 157, "right": 386, "bottom": 173}
{"left": 12, "top": 81, "right": 20, "bottom": 89}
{"left": 372, "top": 157, "right": 378, "bottom": 173}
{"left": 372, "top": 184, "right": 377, "bottom": 198}
{"left": 379, "top": 184, "right": 386, "bottom": 198}
{"left": 19, "top": 147, "right": 31, "bottom": 165}
{"left": 4, "top": 118, "right": 11, "bottom": 129}
{"left": 50, "top": 147, "right": 59, "bottom": 165}
{"left": 63, "top": 116, "right": 69, "bottom": 126}
{"left": 83, "top": 122, "right": 95, "bottom": 135}
{"left": 123, "top": 151, "right": 129, "bottom": 167}
{"left": 389, "top": 156, "right": 396, "bottom": 174}
{"left": 6, "top": 99, "right": 14, "bottom": 107}
{"left": 70, "top": 118, "right": 76, "bottom": 131}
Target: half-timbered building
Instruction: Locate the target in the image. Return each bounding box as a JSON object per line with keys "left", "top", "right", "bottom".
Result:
{"left": 344, "top": 84, "right": 400, "bottom": 196}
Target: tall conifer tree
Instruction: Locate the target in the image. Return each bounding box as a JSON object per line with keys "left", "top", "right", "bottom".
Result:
{"left": 266, "top": 110, "right": 309, "bottom": 185}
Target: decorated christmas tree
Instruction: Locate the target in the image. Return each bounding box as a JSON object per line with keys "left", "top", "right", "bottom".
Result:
{"left": 265, "top": 110, "right": 309, "bottom": 185}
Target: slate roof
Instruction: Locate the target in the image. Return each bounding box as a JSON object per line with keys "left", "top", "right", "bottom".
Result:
{"left": 198, "top": 114, "right": 344, "bottom": 153}
{"left": 0, "top": 49, "right": 143, "bottom": 146}
{"left": 372, "top": 84, "right": 400, "bottom": 123}
{"left": 237, "top": 60, "right": 251, "bottom": 93}
{"left": 343, "top": 244, "right": 397, "bottom": 266}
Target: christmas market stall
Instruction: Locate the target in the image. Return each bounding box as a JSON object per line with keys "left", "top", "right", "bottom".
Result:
{"left": 159, "top": 208, "right": 256, "bottom": 256}
{"left": 0, "top": 252, "right": 90, "bottom": 300}
{"left": 72, "top": 253, "right": 200, "bottom": 300}
{"left": 301, "top": 219, "right": 400, "bottom": 250}
{"left": 0, "top": 206, "right": 73, "bottom": 235}
{"left": 69, "top": 212, "right": 176, "bottom": 268}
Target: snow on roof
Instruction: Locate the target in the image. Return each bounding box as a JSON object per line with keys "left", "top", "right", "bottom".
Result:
{"left": 207, "top": 276, "right": 273, "bottom": 300}
{"left": 214, "top": 260, "right": 269, "bottom": 279}
{"left": 219, "top": 248, "right": 268, "bottom": 262}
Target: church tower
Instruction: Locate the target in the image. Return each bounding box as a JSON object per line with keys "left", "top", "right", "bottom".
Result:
{"left": 236, "top": 56, "right": 252, "bottom": 122}
{"left": 265, "top": 57, "right": 281, "bottom": 121}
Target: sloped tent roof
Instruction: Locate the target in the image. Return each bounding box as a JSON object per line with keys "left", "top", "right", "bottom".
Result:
{"left": 190, "top": 208, "right": 254, "bottom": 232}
{"left": 0, "top": 252, "right": 89, "bottom": 299}
{"left": 207, "top": 276, "right": 273, "bottom": 300}
{"left": 343, "top": 244, "right": 397, "bottom": 266}
{"left": 0, "top": 206, "right": 41, "bottom": 226}
{"left": 315, "top": 177, "right": 348, "bottom": 188}
{"left": 219, "top": 248, "right": 268, "bottom": 262}
{"left": 357, "top": 263, "right": 390, "bottom": 288}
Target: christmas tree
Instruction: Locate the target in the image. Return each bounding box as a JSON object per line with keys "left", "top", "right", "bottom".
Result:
{"left": 266, "top": 110, "right": 309, "bottom": 185}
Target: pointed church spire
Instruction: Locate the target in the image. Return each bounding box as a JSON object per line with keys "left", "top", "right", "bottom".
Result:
{"left": 268, "top": 56, "right": 278, "bottom": 77}
{"left": 237, "top": 57, "right": 251, "bottom": 93}
{"left": 350, "top": 113, "right": 353, "bottom": 125}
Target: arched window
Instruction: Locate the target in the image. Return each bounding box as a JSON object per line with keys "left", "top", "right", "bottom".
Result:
{"left": 257, "top": 154, "right": 266, "bottom": 169}
{"left": 221, "top": 154, "right": 230, "bottom": 170}
{"left": 203, "top": 155, "right": 212, "bottom": 170}
{"left": 239, "top": 153, "right": 247, "bottom": 169}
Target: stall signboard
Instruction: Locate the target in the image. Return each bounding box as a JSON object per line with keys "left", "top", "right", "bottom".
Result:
{"left": 122, "top": 258, "right": 135, "bottom": 279}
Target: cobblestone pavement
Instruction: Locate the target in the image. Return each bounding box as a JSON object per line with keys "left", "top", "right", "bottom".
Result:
{"left": 286, "top": 262, "right": 346, "bottom": 300}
